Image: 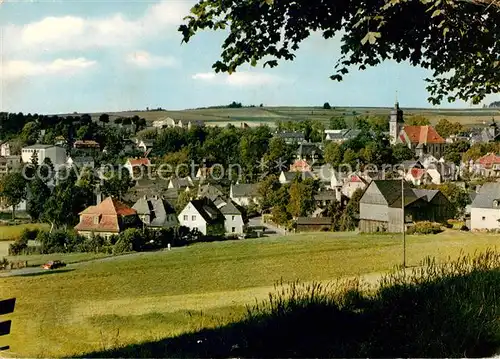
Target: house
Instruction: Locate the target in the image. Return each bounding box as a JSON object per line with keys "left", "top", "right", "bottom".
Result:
{"left": 75, "top": 197, "right": 139, "bottom": 238}
{"left": 359, "top": 180, "right": 451, "bottom": 233}
{"left": 0, "top": 156, "right": 21, "bottom": 177}
{"left": 273, "top": 131, "right": 305, "bottom": 145}
{"left": 473, "top": 153, "right": 500, "bottom": 177}
{"left": 470, "top": 183, "right": 500, "bottom": 231}
{"left": 168, "top": 177, "right": 194, "bottom": 191}
{"left": 124, "top": 158, "right": 151, "bottom": 177}
{"left": 177, "top": 119, "right": 204, "bottom": 129}
{"left": 341, "top": 173, "right": 368, "bottom": 198}
{"left": 324, "top": 129, "right": 361, "bottom": 143}
{"left": 313, "top": 164, "right": 335, "bottom": 186}
{"left": 290, "top": 159, "right": 312, "bottom": 173}
{"left": 195, "top": 166, "right": 214, "bottom": 181}
{"left": 54, "top": 136, "right": 66, "bottom": 146}
{"left": 132, "top": 195, "right": 178, "bottom": 229}
{"left": 73, "top": 140, "right": 100, "bottom": 151}
{"left": 405, "top": 168, "right": 433, "bottom": 186}
{"left": 178, "top": 198, "right": 225, "bottom": 235}
{"left": 314, "top": 191, "right": 339, "bottom": 207}
{"left": 153, "top": 118, "right": 175, "bottom": 128}
{"left": 197, "top": 183, "right": 225, "bottom": 201}
{"left": 279, "top": 170, "right": 314, "bottom": 184}
{"left": 230, "top": 183, "right": 260, "bottom": 207}
{"left": 214, "top": 197, "right": 247, "bottom": 234}
{"left": 0, "top": 142, "right": 10, "bottom": 157}
{"left": 397, "top": 125, "right": 446, "bottom": 159}
{"left": 296, "top": 217, "right": 333, "bottom": 232}
{"left": 296, "top": 143, "right": 323, "bottom": 161}
{"left": 66, "top": 156, "right": 95, "bottom": 169}
{"left": 135, "top": 139, "right": 154, "bottom": 153}
{"left": 470, "top": 119, "right": 499, "bottom": 144}
{"left": 21, "top": 144, "right": 67, "bottom": 167}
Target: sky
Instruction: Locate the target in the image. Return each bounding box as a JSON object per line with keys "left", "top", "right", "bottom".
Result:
{"left": 0, "top": 0, "right": 498, "bottom": 114}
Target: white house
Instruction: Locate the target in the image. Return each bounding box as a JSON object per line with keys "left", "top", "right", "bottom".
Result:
{"left": 470, "top": 183, "right": 500, "bottom": 231}
{"left": 230, "top": 183, "right": 260, "bottom": 207}
{"left": 133, "top": 195, "right": 178, "bottom": 229}
{"left": 21, "top": 144, "right": 67, "bottom": 167}
{"left": 153, "top": 118, "right": 175, "bottom": 128}
{"left": 178, "top": 199, "right": 225, "bottom": 235}
{"left": 214, "top": 197, "right": 247, "bottom": 234}
{"left": 0, "top": 142, "right": 10, "bottom": 157}
{"left": 341, "top": 173, "right": 368, "bottom": 198}
{"left": 67, "top": 156, "right": 95, "bottom": 169}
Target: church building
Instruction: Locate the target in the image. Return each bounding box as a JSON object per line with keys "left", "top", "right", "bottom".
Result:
{"left": 389, "top": 103, "right": 446, "bottom": 159}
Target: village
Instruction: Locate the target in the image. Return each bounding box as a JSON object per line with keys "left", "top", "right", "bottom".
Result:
{"left": 0, "top": 103, "right": 499, "bottom": 244}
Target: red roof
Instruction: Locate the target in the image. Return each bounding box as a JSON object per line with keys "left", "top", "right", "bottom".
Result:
{"left": 75, "top": 197, "right": 136, "bottom": 233}
{"left": 476, "top": 152, "right": 500, "bottom": 167}
{"left": 409, "top": 168, "right": 426, "bottom": 179}
{"left": 74, "top": 140, "right": 100, "bottom": 148}
{"left": 127, "top": 158, "right": 151, "bottom": 166}
{"left": 290, "top": 159, "right": 311, "bottom": 172}
{"left": 402, "top": 126, "right": 445, "bottom": 145}
{"left": 348, "top": 175, "right": 365, "bottom": 183}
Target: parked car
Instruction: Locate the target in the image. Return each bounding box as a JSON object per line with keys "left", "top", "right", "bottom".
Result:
{"left": 42, "top": 260, "right": 66, "bottom": 270}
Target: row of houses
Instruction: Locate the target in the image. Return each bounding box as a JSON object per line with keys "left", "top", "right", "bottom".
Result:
{"left": 152, "top": 117, "right": 205, "bottom": 130}
{"left": 74, "top": 192, "right": 248, "bottom": 238}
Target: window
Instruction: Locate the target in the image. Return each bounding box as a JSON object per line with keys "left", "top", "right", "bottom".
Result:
{"left": 232, "top": 216, "right": 235, "bottom": 221}
{"left": 482, "top": 216, "right": 486, "bottom": 221}
{"left": 183, "top": 215, "right": 188, "bottom": 221}
{"left": 93, "top": 215, "right": 100, "bottom": 225}
{"left": 232, "top": 227, "right": 236, "bottom": 233}
{"left": 192, "top": 215, "right": 196, "bottom": 221}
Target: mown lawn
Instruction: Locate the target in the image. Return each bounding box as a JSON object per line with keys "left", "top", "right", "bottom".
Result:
{"left": 0, "top": 231, "right": 499, "bottom": 357}
{"left": 0, "top": 223, "right": 49, "bottom": 241}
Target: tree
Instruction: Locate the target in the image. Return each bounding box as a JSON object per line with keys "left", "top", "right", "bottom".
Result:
{"left": 263, "top": 138, "right": 292, "bottom": 173}
{"left": 287, "top": 178, "right": 318, "bottom": 218}
{"left": 392, "top": 143, "right": 414, "bottom": 163}
{"left": 0, "top": 172, "right": 27, "bottom": 219}
{"left": 258, "top": 174, "right": 281, "bottom": 211}
{"left": 329, "top": 116, "right": 346, "bottom": 130}
{"left": 340, "top": 188, "right": 363, "bottom": 231}
{"left": 99, "top": 113, "right": 110, "bottom": 125}
{"left": 444, "top": 140, "right": 470, "bottom": 165}
{"left": 406, "top": 116, "right": 431, "bottom": 126}
{"left": 26, "top": 178, "right": 51, "bottom": 221}
{"left": 179, "top": 1, "right": 500, "bottom": 105}
{"left": 20, "top": 121, "right": 40, "bottom": 146}
{"left": 324, "top": 142, "right": 343, "bottom": 168}
{"left": 100, "top": 168, "right": 134, "bottom": 201}
{"left": 435, "top": 119, "right": 464, "bottom": 138}
{"left": 176, "top": 191, "right": 192, "bottom": 214}
{"left": 323, "top": 102, "right": 332, "bottom": 110}
{"left": 342, "top": 148, "right": 358, "bottom": 168}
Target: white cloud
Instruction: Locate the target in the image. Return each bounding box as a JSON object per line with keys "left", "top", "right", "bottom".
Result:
{"left": 192, "top": 71, "right": 282, "bottom": 86}
{"left": 126, "top": 51, "right": 177, "bottom": 68}
{"left": 3, "top": 1, "right": 193, "bottom": 56}
{"left": 1, "top": 58, "right": 96, "bottom": 80}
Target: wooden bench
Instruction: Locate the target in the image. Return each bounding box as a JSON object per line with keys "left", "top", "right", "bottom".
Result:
{"left": 0, "top": 298, "right": 16, "bottom": 351}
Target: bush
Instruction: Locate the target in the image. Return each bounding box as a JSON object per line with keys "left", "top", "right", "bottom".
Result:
{"left": 406, "top": 221, "right": 443, "bottom": 235}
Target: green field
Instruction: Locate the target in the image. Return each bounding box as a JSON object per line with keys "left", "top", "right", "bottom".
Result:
{"left": 0, "top": 223, "right": 49, "bottom": 241}
{"left": 1, "top": 231, "right": 499, "bottom": 357}
{"left": 72, "top": 106, "right": 500, "bottom": 129}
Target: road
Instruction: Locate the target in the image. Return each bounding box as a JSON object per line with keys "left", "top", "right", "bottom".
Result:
{"left": 248, "top": 216, "right": 287, "bottom": 236}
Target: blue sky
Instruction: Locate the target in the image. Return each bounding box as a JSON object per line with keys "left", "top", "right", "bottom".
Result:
{"left": 0, "top": 0, "right": 497, "bottom": 114}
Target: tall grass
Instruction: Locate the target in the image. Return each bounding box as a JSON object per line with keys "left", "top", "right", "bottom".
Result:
{"left": 81, "top": 249, "right": 500, "bottom": 358}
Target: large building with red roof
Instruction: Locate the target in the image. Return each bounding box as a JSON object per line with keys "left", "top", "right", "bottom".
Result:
{"left": 75, "top": 197, "right": 139, "bottom": 238}
{"left": 398, "top": 125, "right": 446, "bottom": 159}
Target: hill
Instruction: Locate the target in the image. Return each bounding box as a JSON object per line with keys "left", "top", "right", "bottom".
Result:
{"left": 61, "top": 106, "right": 500, "bottom": 128}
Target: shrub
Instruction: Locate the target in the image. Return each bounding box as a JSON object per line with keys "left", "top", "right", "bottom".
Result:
{"left": 406, "top": 221, "right": 443, "bottom": 235}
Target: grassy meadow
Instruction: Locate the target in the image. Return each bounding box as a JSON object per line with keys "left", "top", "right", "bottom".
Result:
{"left": 78, "top": 106, "right": 500, "bottom": 129}
{"left": 0, "top": 231, "right": 499, "bottom": 357}
{"left": 0, "top": 223, "right": 49, "bottom": 242}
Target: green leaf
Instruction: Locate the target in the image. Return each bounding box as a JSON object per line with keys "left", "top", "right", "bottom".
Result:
{"left": 431, "top": 9, "right": 442, "bottom": 18}
{"left": 443, "top": 27, "right": 449, "bottom": 37}
{"left": 361, "top": 32, "right": 381, "bottom": 45}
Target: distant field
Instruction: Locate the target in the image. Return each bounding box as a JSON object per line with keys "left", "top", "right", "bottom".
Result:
{"left": 0, "top": 223, "right": 49, "bottom": 241}
{"left": 1, "top": 231, "right": 499, "bottom": 357}
{"left": 71, "top": 106, "right": 500, "bottom": 129}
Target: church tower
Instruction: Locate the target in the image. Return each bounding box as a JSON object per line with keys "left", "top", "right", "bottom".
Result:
{"left": 389, "top": 102, "right": 404, "bottom": 145}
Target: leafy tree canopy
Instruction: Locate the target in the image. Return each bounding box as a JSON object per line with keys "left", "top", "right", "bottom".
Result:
{"left": 179, "top": 0, "right": 500, "bottom": 105}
